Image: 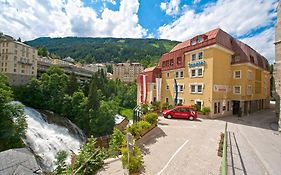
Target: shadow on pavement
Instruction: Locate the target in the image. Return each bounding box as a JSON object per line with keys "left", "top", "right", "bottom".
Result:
{"left": 215, "top": 109, "right": 279, "bottom": 131}
{"left": 136, "top": 126, "right": 167, "bottom": 155}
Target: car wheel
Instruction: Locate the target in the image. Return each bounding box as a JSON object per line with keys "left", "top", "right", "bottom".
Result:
{"left": 167, "top": 115, "right": 172, "bottom": 119}
{"left": 189, "top": 116, "right": 194, "bottom": 121}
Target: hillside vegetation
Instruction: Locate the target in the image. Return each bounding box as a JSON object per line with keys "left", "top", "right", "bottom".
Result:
{"left": 26, "top": 37, "right": 179, "bottom": 67}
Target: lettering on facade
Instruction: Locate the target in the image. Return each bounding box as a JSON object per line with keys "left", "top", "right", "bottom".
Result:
{"left": 214, "top": 85, "right": 231, "bottom": 92}
{"left": 188, "top": 61, "right": 205, "bottom": 68}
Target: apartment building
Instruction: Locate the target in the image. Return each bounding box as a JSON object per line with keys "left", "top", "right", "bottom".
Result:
{"left": 113, "top": 61, "right": 144, "bottom": 82}
{"left": 137, "top": 66, "right": 162, "bottom": 105}
{"left": 159, "top": 28, "right": 270, "bottom": 118}
{"left": 0, "top": 34, "right": 37, "bottom": 86}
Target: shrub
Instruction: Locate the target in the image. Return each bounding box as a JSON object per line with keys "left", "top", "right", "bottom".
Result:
{"left": 121, "top": 145, "right": 144, "bottom": 173}
{"left": 109, "top": 128, "right": 125, "bottom": 157}
{"left": 144, "top": 113, "right": 158, "bottom": 125}
{"left": 151, "top": 101, "right": 161, "bottom": 112}
{"left": 120, "top": 108, "right": 133, "bottom": 120}
{"left": 201, "top": 107, "right": 211, "bottom": 115}
{"left": 162, "top": 103, "right": 174, "bottom": 110}
{"left": 137, "top": 121, "right": 151, "bottom": 130}
{"left": 127, "top": 123, "right": 142, "bottom": 137}
{"left": 141, "top": 103, "right": 149, "bottom": 114}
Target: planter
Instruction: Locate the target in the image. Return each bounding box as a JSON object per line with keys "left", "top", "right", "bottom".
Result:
{"left": 140, "top": 124, "right": 157, "bottom": 137}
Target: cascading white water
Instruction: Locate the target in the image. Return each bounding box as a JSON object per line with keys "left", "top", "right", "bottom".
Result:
{"left": 23, "top": 106, "right": 85, "bottom": 171}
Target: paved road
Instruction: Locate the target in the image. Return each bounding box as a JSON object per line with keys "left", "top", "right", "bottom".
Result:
{"left": 223, "top": 109, "right": 281, "bottom": 175}
{"left": 98, "top": 109, "right": 281, "bottom": 175}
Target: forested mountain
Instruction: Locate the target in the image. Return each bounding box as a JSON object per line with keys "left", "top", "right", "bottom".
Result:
{"left": 26, "top": 37, "right": 179, "bottom": 67}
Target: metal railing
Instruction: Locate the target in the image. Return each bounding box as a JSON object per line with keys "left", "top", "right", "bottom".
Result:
{"left": 221, "top": 122, "right": 228, "bottom": 175}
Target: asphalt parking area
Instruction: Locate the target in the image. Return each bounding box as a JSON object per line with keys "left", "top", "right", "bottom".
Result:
{"left": 137, "top": 116, "right": 225, "bottom": 175}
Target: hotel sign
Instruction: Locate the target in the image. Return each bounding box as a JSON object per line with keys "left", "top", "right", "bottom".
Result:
{"left": 214, "top": 85, "right": 231, "bottom": 92}
{"left": 188, "top": 61, "right": 205, "bottom": 68}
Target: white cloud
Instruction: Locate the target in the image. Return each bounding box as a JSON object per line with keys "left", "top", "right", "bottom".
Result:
{"left": 193, "top": 0, "right": 201, "bottom": 4}
{"left": 160, "top": 0, "right": 181, "bottom": 16}
{"left": 241, "top": 27, "right": 275, "bottom": 63}
{"left": 158, "top": 0, "right": 277, "bottom": 61}
{"left": 102, "top": 0, "right": 117, "bottom": 5}
{"left": 0, "top": 0, "right": 147, "bottom": 40}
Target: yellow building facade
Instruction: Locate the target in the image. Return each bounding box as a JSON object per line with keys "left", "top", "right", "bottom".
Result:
{"left": 160, "top": 28, "right": 270, "bottom": 118}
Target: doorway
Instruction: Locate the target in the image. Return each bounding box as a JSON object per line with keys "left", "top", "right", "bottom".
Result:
{"left": 232, "top": 101, "right": 240, "bottom": 115}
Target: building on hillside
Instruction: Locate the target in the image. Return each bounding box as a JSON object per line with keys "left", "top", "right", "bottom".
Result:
{"left": 160, "top": 28, "right": 270, "bottom": 118}
{"left": 113, "top": 61, "right": 144, "bottom": 82}
{"left": 37, "top": 56, "right": 94, "bottom": 82}
{"left": 274, "top": 0, "right": 281, "bottom": 131}
{"left": 137, "top": 66, "right": 162, "bottom": 105}
{"left": 0, "top": 33, "right": 37, "bottom": 86}
{"left": 84, "top": 63, "right": 107, "bottom": 74}
{"left": 0, "top": 148, "right": 41, "bottom": 175}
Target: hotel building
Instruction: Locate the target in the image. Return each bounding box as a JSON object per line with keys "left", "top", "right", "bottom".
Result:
{"left": 113, "top": 61, "right": 144, "bottom": 83}
{"left": 0, "top": 34, "right": 37, "bottom": 86}
{"left": 138, "top": 28, "right": 270, "bottom": 118}
{"left": 137, "top": 66, "right": 162, "bottom": 105}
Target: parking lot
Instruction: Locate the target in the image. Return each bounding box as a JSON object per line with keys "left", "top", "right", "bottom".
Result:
{"left": 137, "top": 116, "right": 224, "bottom": 175}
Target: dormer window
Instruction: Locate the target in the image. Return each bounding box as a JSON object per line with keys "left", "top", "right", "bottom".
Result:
{"left": 191, "top": 39, "right": 196, "bottom": 46}
{"left": 198, "top": 37, "right": 203, "bottom": 43}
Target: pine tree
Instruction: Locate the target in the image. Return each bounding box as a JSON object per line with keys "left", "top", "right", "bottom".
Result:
{"left": 67, "top": 72, "right": 78, "bottom": 95}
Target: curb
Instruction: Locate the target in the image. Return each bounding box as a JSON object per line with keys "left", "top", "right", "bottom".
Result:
{"left": 104, "top": 155, "right": 121, "bottom": 164}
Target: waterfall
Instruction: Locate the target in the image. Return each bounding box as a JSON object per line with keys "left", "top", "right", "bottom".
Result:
{"left": 22, "top": 106, "right": 86, "bottom": 171}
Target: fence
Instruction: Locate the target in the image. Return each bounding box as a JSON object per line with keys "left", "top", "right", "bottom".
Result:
{"left": 221, "top": 122, "right": 228, "bottom": 175}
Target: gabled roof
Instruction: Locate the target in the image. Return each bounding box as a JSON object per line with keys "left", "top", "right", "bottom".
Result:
{"left": 0, "top": 148, "right": 40, "bottom": 175}
{"left": 164, "top": 28, "right": 269, "bottom": 71}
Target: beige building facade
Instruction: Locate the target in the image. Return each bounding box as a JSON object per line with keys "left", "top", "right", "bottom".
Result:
{"left": 274, "top": 1, "right": 281, "bottom": 131}
{"left": 0, "top": 34, "right": 37, "bottom": 86}
{"left": 160, "top": 28, "right": 270, "bottom": 118}
{"left": 113, "top": 61, "right": 144, "bottom": 82}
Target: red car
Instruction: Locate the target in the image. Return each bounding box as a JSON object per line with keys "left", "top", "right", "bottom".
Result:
{"left": 163, "top": 106, "right": 198, "bottom": 120}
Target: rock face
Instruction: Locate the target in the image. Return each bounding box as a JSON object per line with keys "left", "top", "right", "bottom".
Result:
{"left": 275, "top": 0, "right": 281, "bottom": 131}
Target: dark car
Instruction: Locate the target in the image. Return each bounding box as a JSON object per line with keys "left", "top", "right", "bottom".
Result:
{"left": 163, "top": 106, "right": 198, "bottom": 120}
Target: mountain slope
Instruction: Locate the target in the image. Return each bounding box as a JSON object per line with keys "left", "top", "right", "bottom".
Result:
{"left": 26, "top": 37, "right": 179, "bottom": 66}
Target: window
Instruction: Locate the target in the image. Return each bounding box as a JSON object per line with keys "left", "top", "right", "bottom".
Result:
{"left": 191, "top": 70, "right": 196, "bottom": 77}
{"left": 234, "top": 70, "right": 241, "bottom": 79}
{"left": 250, "top": 55, "right": 254, "bottom": 63}
{"left": 170, "top": 59, "right": 174, "bottom": 66}
{"left": 197, "top": 85, "right": 203, "bottom": 93}
{"left": 233, "top": 86, "right": 241, "bottom": 94}
{"left": 154, "top": 85, "right": 156, "bottom": 89}
{"left": 32, "top": 71, "right": 34, "bottom": 74}
{"left": 190, "top": 84, "right": 204, "bottom": 94}
{"left": 166, "top": 85, "right": 169, "bottom": 90}
{"left": 191, "top": 85, "right": 196, "bottom": 93}
{"left": 191, "top": 39, "right": 196, "bottom": 45}
{"left": 191, "top": 68, "right": 203, "bottom": 77}
{"left": 198, "top": 37, "right": 203, "bottom": 43}
{"left": 178, "top": 99, "right": 183, "bottom": 105}
{"left": 218, "top": 102, "right": 221, "bottom": 113}
{"left": 153, "top": 97, "right": 156, "bottom": 102}
{"left": 191, "top": 54, "right": 196, "bottom": 61}
{"left": 197, "top": 68, "right": 203, "bottom": 76}
{"left": 180, "top": 71, "right": 184, "bottom": 78}
{"left": 14, "top": 69, "right": 16, "bottom": 72}
{"left": 175, "top": 71, "right": 179, "bottom": 78}
{"left": 195, "top": 100, "right": 202, "bottom": 110}
{"left": 179, "top": 85, "right": 184, "bottom": 92}
{"left": 198, "top": 52, "right": 203, "bottom": 59}
{"left": 165, "top": 98, "right": 169, "bottom": 103}
{"left": 247, "top": 85, "right": 252, "bottom": 95}
{"left": 177, "top": 57, "right": 182, "bottom": 65}
{"left": 214, "top": 102, "right": 217, "bottom": 114}
{"left": 248, "top": 71, "right": 252, "bottom": 80}
{"left": 167, "top": 72, "right": 170, "bottom": 77}
{"left": 21, "top": 70, "right": 24, "bottom": 73}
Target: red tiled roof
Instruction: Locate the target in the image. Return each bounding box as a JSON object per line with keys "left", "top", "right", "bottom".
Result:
{"left": 161, "top": 28, "right": 269, "bottom": 71}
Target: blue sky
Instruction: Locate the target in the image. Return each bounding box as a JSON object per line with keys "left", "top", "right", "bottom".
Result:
{"left": 0, "top": 0, "right": 278, "bottom": 62}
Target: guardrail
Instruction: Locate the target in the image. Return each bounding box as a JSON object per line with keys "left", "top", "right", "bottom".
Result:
{"left": 221, "top": 122, "right": 228, "bottom": 175}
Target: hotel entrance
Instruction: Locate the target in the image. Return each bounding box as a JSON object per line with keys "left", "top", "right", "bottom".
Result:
{"left": 232, "top": 101, "right": 240, "bottom": 115}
